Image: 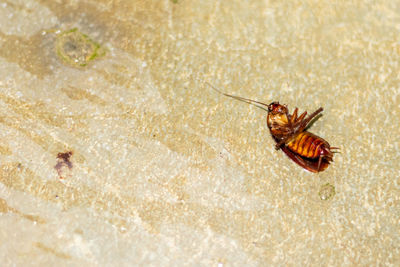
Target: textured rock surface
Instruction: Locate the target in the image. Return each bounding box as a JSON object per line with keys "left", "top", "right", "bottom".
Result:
{"left": 0, "top": 0, "right": 399, "bottom": 266}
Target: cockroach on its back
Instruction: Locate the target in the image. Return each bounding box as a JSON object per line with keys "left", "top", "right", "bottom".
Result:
{"left": 208, "top": 83, "right": 339, "bottom": 173}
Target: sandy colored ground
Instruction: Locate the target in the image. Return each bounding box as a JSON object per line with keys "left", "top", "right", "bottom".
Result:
{"left": 0, "top": 0, "right": 399, "bottom": 266}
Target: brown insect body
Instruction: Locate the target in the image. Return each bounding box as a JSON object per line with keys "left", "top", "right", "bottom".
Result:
{"left": 208, "top": 83, "right": 337, "bottom": 173}
{"left": 267, "top": 101, "right": 335, "bottom": 172}
{"left": 287, "top": 132, "right": 331, "bottom": 160}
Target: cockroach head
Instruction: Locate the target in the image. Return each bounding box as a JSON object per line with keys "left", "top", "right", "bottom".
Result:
{"left": 268, "top": 102, "right": 288, "bottom": 114}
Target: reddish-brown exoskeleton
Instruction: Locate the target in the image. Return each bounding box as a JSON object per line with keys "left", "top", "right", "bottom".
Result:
{"left": 208, "top": 83, "right": 338, "bottom": 173}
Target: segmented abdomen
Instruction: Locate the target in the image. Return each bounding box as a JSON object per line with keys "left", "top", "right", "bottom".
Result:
{"left": 287, "top": 131, "right": 326, "bottom": 159}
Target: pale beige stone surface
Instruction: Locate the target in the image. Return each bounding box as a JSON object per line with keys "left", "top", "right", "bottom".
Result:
{"left": 0, "top": 0, "right": 399, "bottom": 266}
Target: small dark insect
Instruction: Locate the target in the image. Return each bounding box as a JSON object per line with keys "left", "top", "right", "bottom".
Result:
{"left": 55, "top": 151, "right": 73, "bottom": 179}
{"left": 207, "top": 83, "right": 339, "bottom": 173}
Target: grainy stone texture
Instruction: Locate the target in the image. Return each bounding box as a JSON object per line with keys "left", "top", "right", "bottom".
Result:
{"left": 0, "top": 0, "right": 399, "bottom": 266}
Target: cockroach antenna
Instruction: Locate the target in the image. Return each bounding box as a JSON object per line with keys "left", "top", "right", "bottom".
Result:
{"left": 205, "top": 82, "right": 270, "bottom": 113}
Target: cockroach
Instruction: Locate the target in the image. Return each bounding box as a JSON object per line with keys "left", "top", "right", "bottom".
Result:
{"left": 207, "top": 82, "right": 338, "bottom": 173}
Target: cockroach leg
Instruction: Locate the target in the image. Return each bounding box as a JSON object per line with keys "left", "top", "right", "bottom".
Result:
{"left": 317, "top": 155, "right": 322, "bottom": 171}
{"left": 275, "top": 141, "right": 284, "bottom": 150}
{"left": 305, "top": 107, "right": 323, "bottom": 125}
{"left": 290, "top": 108, "right": 298, "bottom": 124}
{"left": 296, "top": 111, "right": 307, "bottom": 124}
{"left": 295, "top": 107, "right": 323, "bottom": 133}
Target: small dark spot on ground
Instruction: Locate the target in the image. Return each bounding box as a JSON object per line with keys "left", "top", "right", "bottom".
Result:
{"left": 55, "top": 151, "right": 73, "bottom": 179}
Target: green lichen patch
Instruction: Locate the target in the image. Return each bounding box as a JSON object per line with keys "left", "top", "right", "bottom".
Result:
{"left": 55, "top": 28, "right": 105, "bottom": 67}
{"left": 319, "top": 183, "right": 336, "bottom": 201}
